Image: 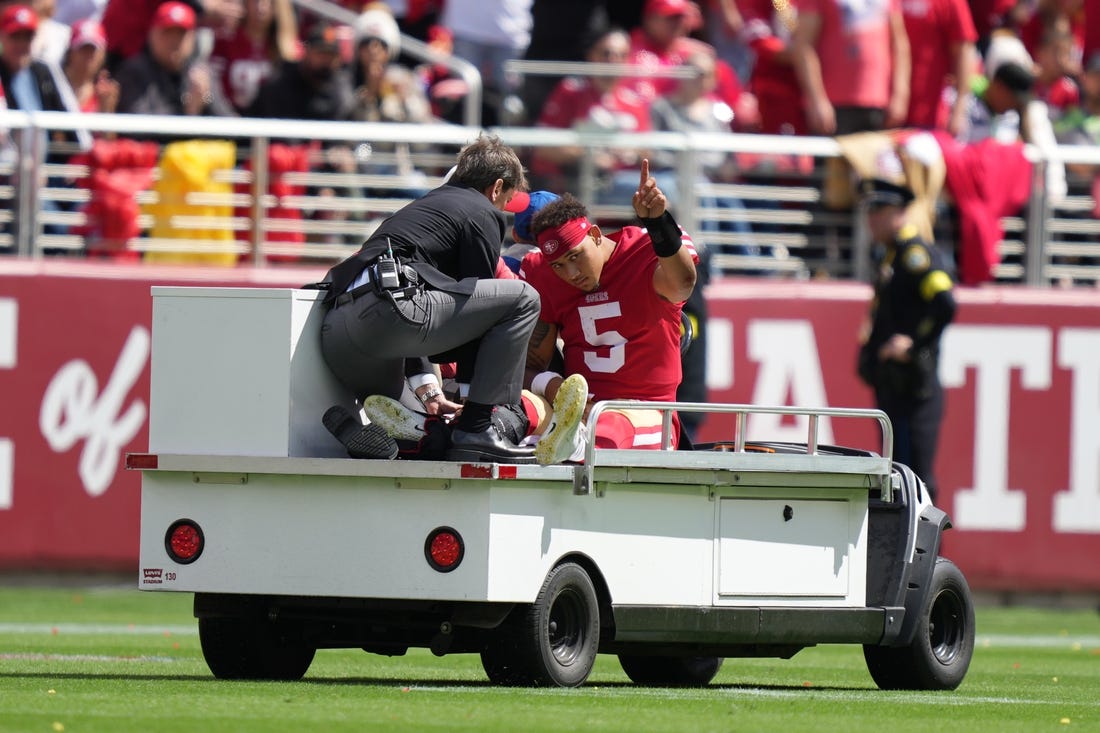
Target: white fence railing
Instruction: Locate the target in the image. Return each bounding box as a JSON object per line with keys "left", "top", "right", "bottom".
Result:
{"left": 1, "top": 109, "right": 1097, "bottom": 286}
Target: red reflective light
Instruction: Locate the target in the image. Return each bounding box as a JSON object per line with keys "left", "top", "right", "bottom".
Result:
{"left": 126, "top": 453, "right": 158, "bottom": 470}
{"left": 425, "top": 527, "right": 464, "bottom": 573}
{"left": 165, "top": 520, "right": 204, "bottom": 564}
{"left": 431, "top": 533, "right": 461, "bottom": 565}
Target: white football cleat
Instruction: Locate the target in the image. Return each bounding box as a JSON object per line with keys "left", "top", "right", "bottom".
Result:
{"left": 535, "top": 374, "right": 589, "bottom": 465}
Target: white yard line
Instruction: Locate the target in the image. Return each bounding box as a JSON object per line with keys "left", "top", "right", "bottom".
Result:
{"left": 0, "top": 623, "right": 196, "bottom": 635}
{"left": 976, "top": 634, "right": 1100, "bottom": 648}
{"left": 408, "top": 683, "right": 1100, "bottom": 707}
{"left": 0, "top": 652, "right": 179, "bottom": 663}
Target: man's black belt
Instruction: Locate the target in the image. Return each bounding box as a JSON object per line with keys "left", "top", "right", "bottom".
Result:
{"left": 333, "top": 264, "right": 420, "bottom": 307}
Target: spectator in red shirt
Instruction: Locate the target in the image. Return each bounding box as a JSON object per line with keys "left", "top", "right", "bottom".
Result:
{"left": 649, "top": 48, "right": 761, "bottom": 256}
{"left": 530, "top": 27, "right": 652, "bottom": 201}
{"left": 208, "top": 0, "right": 298, "bottom": 114}
{"left": 902, "top": 0, "right": 979, "bottom": 135}
{"left": 1017, "top": 0, "right": 1085, "bottom": 63}
{"left": 1033, "top": 23, "right": 1084, "bottom": 118}
{"left": 628, "top": 0, "right": 700, "bottom": 101}
{"left": 790, "top": 0, "right": 911, "bottom": 135}
{"left": 1053, "top": 50, "right": 1100, "bottom": 158}
{"left": 741, "top": 0, "right": 807, "bottom": 135}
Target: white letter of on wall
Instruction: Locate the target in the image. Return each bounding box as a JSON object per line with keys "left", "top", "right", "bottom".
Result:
{"left": 1053, "top": 328, "right": 1100, "bottom": 533}
{"left": 747, "top": 320, "right": 834, "bottom": 444}
{"left": 0, "top": 298, "right": 14, "bottom": 510}
{"left": 941, "top": 326, "right": 1051, "bottom": 531}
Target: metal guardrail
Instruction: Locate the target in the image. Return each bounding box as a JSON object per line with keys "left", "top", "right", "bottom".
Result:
{"left": 0, "top": 108, "right": 1097, "bottom": 285}
{"left": 577, "top": 401, "right": 895, "bottom": 499}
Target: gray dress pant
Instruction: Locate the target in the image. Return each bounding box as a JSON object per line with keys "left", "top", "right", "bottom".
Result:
{"left": 321, "top": 278, "right": 540, "bottom": 406}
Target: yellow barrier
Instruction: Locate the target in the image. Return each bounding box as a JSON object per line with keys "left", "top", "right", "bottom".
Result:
{"left": 143, "top": 139, "right": 238, "bottom": 266}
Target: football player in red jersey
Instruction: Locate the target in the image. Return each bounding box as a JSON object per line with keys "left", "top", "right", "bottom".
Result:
{"left": 519, "top": 160, "right": 699, "bottom": 464}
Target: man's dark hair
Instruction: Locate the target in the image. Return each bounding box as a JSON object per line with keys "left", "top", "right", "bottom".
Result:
{"left": 530, "top": 193, "right": 589, "bottom": 238}
{"left": 581, "top": 25, "right": 627, "bottom": 56}
{"left": 451, "top": 133, "right": 528, "bottom": 194}
{"left": 992, "top": 62, "right": 1035, "bottom": 102}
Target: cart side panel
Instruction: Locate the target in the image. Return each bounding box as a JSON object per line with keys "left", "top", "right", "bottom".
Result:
{"left": 716, "top": 490, "right": 868, "bottom": 606}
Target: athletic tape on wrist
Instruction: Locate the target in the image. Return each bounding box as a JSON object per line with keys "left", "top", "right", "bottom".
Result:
{"left": 408, "top": 373, "right": 440, "bottom": 390}
{"left": 531, "top": 371, "right": 562, "bottom": 398}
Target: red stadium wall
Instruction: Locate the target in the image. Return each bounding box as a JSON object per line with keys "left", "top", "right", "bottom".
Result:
{"left": 2, "top": 262, "right": 1099, "bottom": 591}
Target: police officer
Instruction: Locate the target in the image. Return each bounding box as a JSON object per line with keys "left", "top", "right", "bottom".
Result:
{"left": 857, "top": 177, "right": 957, "bottom": 502}
{"left": 320, "top": 134, "right": 541, "bottom": 463}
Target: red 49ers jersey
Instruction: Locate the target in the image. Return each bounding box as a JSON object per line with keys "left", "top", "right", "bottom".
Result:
{"left": 209, "top": 30, "right": 274, "bottom": 113}
{"left": 521, "top": 226, "right": 698, "bottom": 403}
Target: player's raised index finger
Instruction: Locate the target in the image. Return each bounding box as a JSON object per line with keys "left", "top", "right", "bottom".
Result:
{"left": 639, "top": 158, "right": 650, "bottom": 189}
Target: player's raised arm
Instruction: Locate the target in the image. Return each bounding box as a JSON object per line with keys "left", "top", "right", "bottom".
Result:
{"left": 632, "top": 160, "right": 696, "bottom": 303}
{"left": 632, "top": 159, "right": 667, "bottom": 219}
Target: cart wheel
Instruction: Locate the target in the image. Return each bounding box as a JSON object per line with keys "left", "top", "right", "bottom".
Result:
{"left": 199, "top": 617, "right": 315, "bottom": 680}
{"left": 618, "top": 655, "right": 724, "bottom": 686}
{"left": 481, "top": 562, "right": 600, "bottom": 687}
{"left": 864, "top": 557, "right": 975, "bottom": 690}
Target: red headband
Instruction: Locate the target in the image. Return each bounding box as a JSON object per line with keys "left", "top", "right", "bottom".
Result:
{"left": 536, "top": 216, "right": 591, "bottom": 259}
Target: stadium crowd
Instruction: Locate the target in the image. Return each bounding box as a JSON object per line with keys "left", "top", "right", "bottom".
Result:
{"left": 0, "top": 0, "right": 1097, "bottom": 281}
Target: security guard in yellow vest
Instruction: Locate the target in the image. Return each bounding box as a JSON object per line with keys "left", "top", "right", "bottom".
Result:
{"left": 857, "top": 177, "right": 957, "bottom": 502}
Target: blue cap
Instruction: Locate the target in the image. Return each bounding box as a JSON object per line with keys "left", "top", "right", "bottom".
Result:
{"left": 512, "top": 190, "right": 560, "bottom": 243}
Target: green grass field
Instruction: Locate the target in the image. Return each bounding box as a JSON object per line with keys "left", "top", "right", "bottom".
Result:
{"left": 1, "top": 586, "right": 1098, "bottom": 733}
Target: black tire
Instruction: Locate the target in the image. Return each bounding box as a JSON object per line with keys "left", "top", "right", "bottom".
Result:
{"left": 198, "top": 617, "right": 316, "bottom": 681}
{"left": 619, "top": 654, "right": 724, "bottom": 686}
{"left": 864, "top": 557, "right": 975, "bottom": 690}
{"left": 480, "top": 562, "right": 600, "bottom": 687}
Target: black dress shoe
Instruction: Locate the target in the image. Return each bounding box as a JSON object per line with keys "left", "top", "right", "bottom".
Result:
{"left": 446, "top": 424, "right": 536, "bottom": 464}
{"left": 323, "top": 405, "right": 398, "bottom": 460}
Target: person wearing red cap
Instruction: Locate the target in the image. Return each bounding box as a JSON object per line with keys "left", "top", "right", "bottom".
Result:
{"left": 63, "top": 19, "right": 118, "bottom": 114}
{"left": 1, "top": 6, "right": 43, "bottom": 90}
{"left": 0, "top": 4, "right": 78, "bottom": 119}
{"left": 101, "top": 0, "right": 243, "bottom": 72}
{"left": 519, "top": 159, "right": 699, "bottom": 464}
{"left": 0, "top": 2, "right": 89, "bottom": 239}
{"left": 114, "top": 0, "right": 236, "bottom": 121}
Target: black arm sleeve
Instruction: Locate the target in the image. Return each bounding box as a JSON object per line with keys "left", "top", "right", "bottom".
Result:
{"left": 639, "top": 212, "right": 683, "bottom": 257}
